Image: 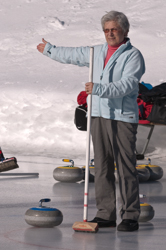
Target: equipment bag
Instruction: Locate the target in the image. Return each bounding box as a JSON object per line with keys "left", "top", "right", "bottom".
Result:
{"left": 137, "top": 97, "right": 153, "bottom": 124}
{"left": 147, "top": 97, "right": 166, "bottom": 124}
{"left": 74, "top": 105, "right": 87, "bottom": 131}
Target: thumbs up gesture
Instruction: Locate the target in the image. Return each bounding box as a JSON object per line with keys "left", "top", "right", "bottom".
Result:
{"left": 37, "top": 38, "right": 48, "bottom": 53}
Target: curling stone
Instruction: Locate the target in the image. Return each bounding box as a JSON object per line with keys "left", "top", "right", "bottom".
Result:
{"left": 136, "top": 165, "right": 150, "bottom": 182}
{"left": 25, "top": 198, "right": 63, "bottom": 227}
{"left": 139, "top": 202, "right": 155, "bottom": 222}
{"left": 119, "top": 201, "right": 155, "bottom": 222}
{"left": 82, "top": 159, "right": 95, "bottom": 182}
{"left": 138, "top": 158, "right": 164, "bottom": 181}
{"left": 53, "top": 159, "right": 84, "bottom": 183}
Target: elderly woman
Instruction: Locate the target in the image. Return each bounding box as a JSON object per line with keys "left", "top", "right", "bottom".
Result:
{"left": 37, "top": 10, "right": 145, "bottom": 232}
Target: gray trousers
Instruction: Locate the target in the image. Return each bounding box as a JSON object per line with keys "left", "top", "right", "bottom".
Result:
{"left": 91, "top": 117, "right": 140, "bottom": 221}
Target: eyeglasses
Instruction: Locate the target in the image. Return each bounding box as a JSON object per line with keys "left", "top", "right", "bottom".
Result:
{"left": 103, "top": 28, "right": 119, "bottom": 34}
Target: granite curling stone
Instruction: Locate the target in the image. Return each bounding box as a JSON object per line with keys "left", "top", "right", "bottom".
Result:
{"left": 137, "top": 158, "right": 163, "bottom": 181}
{"left": 53, "top": 159, "right": 84, "bottom": 183}
{"left": 119, "top": 200, "right": 155, "bottom": 223}
{"left": 139, "top": 202, "right": 155, "bottom": 222}
{"left": 25, "top": 198, "right": 63, "bottom": 227}
{"left": 136, "top": 165, "right": 150, "bottom": 182}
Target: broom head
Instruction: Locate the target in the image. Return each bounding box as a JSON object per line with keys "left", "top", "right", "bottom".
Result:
{"left": 0, "top": 157, "right": 19, "bottom": 172}
{"left": 72, "top": 221, "right": 98, "bottom": 233}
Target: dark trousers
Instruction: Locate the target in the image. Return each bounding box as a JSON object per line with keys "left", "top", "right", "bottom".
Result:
{"left": 91, "top": 117, "right": 140, "bottom": 221}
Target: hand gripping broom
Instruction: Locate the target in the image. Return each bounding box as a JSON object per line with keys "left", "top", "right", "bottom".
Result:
{"left": 72, "top": 47, "right": 98, "bottom": 233}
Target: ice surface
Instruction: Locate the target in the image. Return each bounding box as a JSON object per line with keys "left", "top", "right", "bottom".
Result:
{"left": 0, "top": 155, "right": 166, "bottom": 250}
{"left": 0, "top": 0, "right": 166, "bottom": 159}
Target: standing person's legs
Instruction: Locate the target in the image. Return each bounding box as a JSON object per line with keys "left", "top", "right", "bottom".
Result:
{"left": 107, "top": 120, "right": 140, "bottom": 222}
{"left": 91, "top": 117, "right": 116, "bottom": 221}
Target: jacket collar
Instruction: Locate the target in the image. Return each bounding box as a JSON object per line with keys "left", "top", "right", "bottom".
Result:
{"left": 103, "top": 38, "right": 131, "bottom": 71}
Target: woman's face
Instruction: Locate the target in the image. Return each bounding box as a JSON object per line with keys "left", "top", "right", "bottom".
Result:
{"left": 103, "top": 21, "right": 128, "bottom": 46}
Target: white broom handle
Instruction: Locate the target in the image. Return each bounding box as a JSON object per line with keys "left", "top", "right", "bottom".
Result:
{"left": 83, "top": 47, "right": 94, "bottom": 222}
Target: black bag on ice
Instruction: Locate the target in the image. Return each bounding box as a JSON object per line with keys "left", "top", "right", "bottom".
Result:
{"left": 74, "top": 105, "right": 87, "bottom": 131}
{"left": 147, "top": 97, "right": 166, "bottom": 124}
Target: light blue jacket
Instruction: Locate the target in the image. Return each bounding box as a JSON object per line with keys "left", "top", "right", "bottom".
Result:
{"left": 43, "top": 39, "right": 145, "bottom": 123}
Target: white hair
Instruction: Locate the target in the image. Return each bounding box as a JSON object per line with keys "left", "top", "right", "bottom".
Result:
{"left": 101, "top": 11, "right": 130, "bottom": 33}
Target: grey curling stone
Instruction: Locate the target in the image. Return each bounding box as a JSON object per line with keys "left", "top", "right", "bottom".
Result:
{"left": 119, "top": 202, "right": 155, "bottom": 222}
{"left": 53, "top": 159, "right": 84, "bottom": 183}
{"left": 139, "top": 202, "right": 155, "bottom": 222}
{"left": 145, "top": 164, "right": 164, "bottom": 181}
{"left": 53, "top": 166, "right": 83, "bottom": 182}
{"left": 136, "top": 166, "right": 150, "bottom": 182}
{"left": 25, "top": 198, "right": 63, "bottom": 227}
{"left": 138, "top": 158, "right": 164, "bottom": 181}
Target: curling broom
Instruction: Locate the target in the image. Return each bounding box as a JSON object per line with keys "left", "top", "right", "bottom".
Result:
{"left": 72, "top": 47, "right": 98, "bottom": 233}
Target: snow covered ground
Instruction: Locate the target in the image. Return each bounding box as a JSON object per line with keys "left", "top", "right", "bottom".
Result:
{"left": 1, "top": 0, "right": 166, "bottom": 160}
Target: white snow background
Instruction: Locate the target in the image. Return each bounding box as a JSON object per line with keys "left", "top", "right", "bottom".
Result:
{"left": 1, "top": 0, "right": 166, "bottom": 160}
